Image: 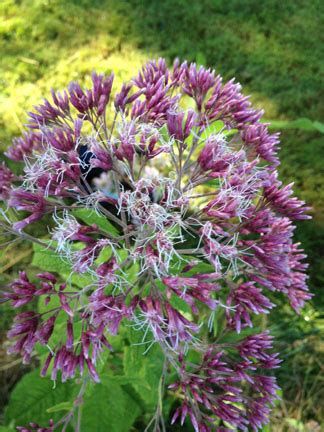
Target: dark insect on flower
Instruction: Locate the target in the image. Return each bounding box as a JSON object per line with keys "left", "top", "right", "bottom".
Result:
{"left": 78, "top": 144, "right": 106, "bottom": 189}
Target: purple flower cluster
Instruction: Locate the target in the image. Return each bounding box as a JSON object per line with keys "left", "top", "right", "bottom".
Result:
{"left": 1, "top": 58, "right": 311, "bottom": 431}
{"left": 5, "top": 271, "right": 114, "bottom": 382}
{"left": 17, "top": 419, "right": 54, "bottom": 432}
{"left": 170, "top": 333, "right": 280, "bottom": 431}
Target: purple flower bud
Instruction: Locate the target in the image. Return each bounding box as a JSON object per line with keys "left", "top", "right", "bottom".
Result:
{"left": 165, "top": 303, "right": 199, "bottom": 348}
{"left": 91, "top": 72, "right": 114, "bottom": 115}
{"left": 17, "top": 419, "right": 54, "bottom": 432}
{"left": 226, "top": 282, "right": 274, "bottom": 333}
{"left": 27, "top": 98, "right": 61, "bottom": 127}
{"left": 51, "top": 88, "right": 70, "bottom": 112}
{"left": 66, "top": 319, "right": 74, "bottom": 350}
{"left": 134, "top": 58, "right": 169, "bottom": 89}
{"left": 36, "top": 272, "right": 57, "bottom": 284}
{"left": 69, "top": 81, "right": 90, "bottom": 113}
{"left": 58, "top": 292, "right": 74, "bottom": 317}
{"left": 5, "top": 131, "right": 41, "bottom": 161}
{"left": 237, "top": 332, "right": 280, "bottom": 368}
{"left": 163, "top": 276, "right": 218, "bottom": 313}
{"left": 181, "top": 63, "right": 217, "bottom": 110}
{"left": 36, "top": 315, "right": 57, "bottom": 344}
{"left": 43, "top": 126, "right": 76, "bottom": 152}
{"left": 0, "top": 162, "right": 15, "bottom": 200}
{"left": 74, "top": 118, "right": 83, "bottom": 139}
{"left": 241, "top": 122, "right": 280, "bottom": 166}
{"left": 5, "top": 272, "right": 36, "bottom": 307}
{"left": 7, "top": 316, "right": 38, "bottom": 338}
{"left": 198, "top": 134, "right": 241, "bottom": 173}
{"left": 85, "top": 358, "right": 100, "bottom": 383}
{"left": 264, "top": 172, "right": 311, "bottom": 220}
{"left": 115, "top": 121, "right": 137, "bottom": 162}
{"left": 41, "top": 352, "right": 54, "bottom": 377}
{"left": 9, "top": 190, "right": 49, "bottom": 230}
{"left": 167, "top": 109, "right": 197, "bottom": 142}
{"left": 114, "top": 83, "right": 133, "bottom": 112}
{"left": 90, "top": 143, "right": 113, "bottom": 171}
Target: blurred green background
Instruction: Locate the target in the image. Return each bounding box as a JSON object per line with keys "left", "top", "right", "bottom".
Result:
{"left": 0, "top": 0, "right": 323, "bottom": 430}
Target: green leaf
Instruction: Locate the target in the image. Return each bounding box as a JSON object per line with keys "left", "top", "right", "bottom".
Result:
{"left": 102, "top": 374, "right": 143, "bottom": 385}
{"left": 81, "top": 378, "right": 141, "bottom": 432}
{"left": 285, "top": 418, "right": 305, "bottom": 431}
{"left": 200, "top": 121, "right": 224, "bottom": 140}
{"left": 46, "top": 401, "right": 74, "bottom": 413}
{"left": 4, "top": 370, "right": 77, "bottom": 427}
{"left": 220, "top": 326, "right": 261, "bottom": 344}
{"left": 158, "top": 124, "right": 169, "bottom": 143}
{"left": 196, "top": 52, "right": 206, "bottom": 66}
{"left": 313, "top": 121, "right": 324, "bottom": 133}
{"left": 123, "top": 329, "right": 164, "bottom": 410}
{"left": 169, "top": 293, "right": 192, "bottom": 316}
{"left": 32, "top": 243, "right": 71, "bottom": 274}
{"left": 32, "top": 243, "right": 92, "bottom": 288}
{"left": 204, "top": 178, "right": 221, "bottom": 188}
{"left": 36, "top": 290, "right": 84, "bottom": 363}
{"left": 183, "top": 261, "right": 215, "bottom": 276}
{"left": 266, "top": 118, "right": 324, "bottom": 133}
{"left": 72, "top": 208, "right": 119, "bottom": 235}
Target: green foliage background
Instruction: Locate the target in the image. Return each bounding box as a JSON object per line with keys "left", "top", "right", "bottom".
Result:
{"left": 0, "top": 0, "right": 323, "bottom": 430}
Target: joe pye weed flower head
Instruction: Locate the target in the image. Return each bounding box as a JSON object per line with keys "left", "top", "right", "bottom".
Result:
{"left": 1, "top": 58, "right": 312, "bottom": 431}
